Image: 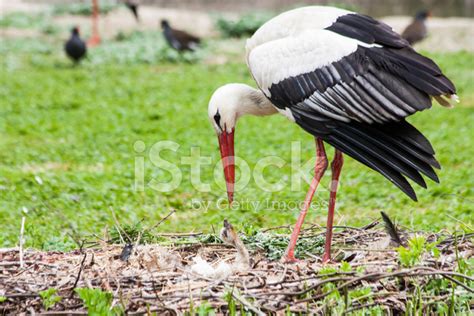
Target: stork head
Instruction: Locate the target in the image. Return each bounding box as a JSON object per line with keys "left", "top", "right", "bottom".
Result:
{"left": 208, "top": 84, "right": 241, "bottom": 203}
{"left": 208, "top": 83, "right": 277, "bottom": 203}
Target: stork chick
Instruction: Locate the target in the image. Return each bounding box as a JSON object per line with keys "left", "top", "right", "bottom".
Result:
{"left": 189, "top": 219, "right": 250, "bottom": 279}
{"left": 220, "top": 219, "right": 251, "bottom": 269}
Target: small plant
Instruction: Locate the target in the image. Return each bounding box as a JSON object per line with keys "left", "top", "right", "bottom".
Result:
{"left": 109, "top": 220, "right": 157, "bottom": 244}
{"left": 196, "top": 301, "right": 216, "bottom": 316}
{"left": 340, "top": 261, "right": 352, "bottom": 273}
{"left": 396, "top": 235, "right": 439, "bottom": 267}
{"left": 39, "top": 288, "right": 62, "bottom": 311}
{"left": 319, "top": 266, "right": 338, "bottom": 276}
{"left": 53, "top": 1, "right": 119, "bottom": 16}
{"left": 89, "top": 31, "right": 203, "bottom": 65}
{"left": 0, "top": 12, "right": 46, "bottom": 29}
{"left": 224, "top": 290, "right": 237, "bottom": 316}
{"left": 0, "top": 296, "right": 6, "bottom": 303}
{"left": 241, "top": 232, "right": 324, "bottom": 260}
{"left": 215, "top": 12, "right": 274, "bottom": 38}
{"left": 75, "top": 288, "right": 123, "bottom": 315}
{"left": 348, "top": 286, "right": 372, "bottom": 300}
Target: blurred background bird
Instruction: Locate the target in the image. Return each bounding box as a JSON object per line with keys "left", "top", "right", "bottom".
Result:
{"left": 64, "top": 26, "right": 87, "bottom": 64}
{"left": 402, "top": 10, "right": 431, "bottom": 45}
{"left": 125, "top": 0, "right": 139, "bottom": 22}
{"left": 161, "top": 19, "right": 201, "bottom": 52}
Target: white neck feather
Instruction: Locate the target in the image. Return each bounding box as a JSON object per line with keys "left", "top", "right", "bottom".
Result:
{"left": 235, "top": 84, "right": 278, "bottom": 118}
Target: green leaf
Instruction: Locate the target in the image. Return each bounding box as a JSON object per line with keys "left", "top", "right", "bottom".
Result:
{"left": 39, "top": 288, "right": 61, "bottom": 311}
{"left": 340, "top": 261, "right": 352, "bottom": 272}
{"left": 75, "top": 288, "right": 121, "bottom": 315}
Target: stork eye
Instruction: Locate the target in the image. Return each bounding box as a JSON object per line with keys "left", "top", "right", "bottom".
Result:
{"left": 213, "top": 111, "right": 221, "bottom": 128}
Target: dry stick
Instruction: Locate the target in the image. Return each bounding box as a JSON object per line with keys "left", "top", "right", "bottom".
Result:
{"left": 19, "top": 216, "right": 26, "bottom": 269}
{"left": 36, "top": 312, "right": 87, "bottom": 316}
{"left": 431, "top": 274, "right": 474, "bottom": 293}
{"left": 298, "top": 268, "right": 474, "bottom": 304}
{"left": 268, "top": 264, "right": 288, "bottom": 285}
{"left": 337, "top": 247, "right": 394, "bottom": 252}
{"left": 261, "top": 224, "right": 291, "bottom": 233}
{"left": 361, "top": 220, "right": 380, "bottom": 230}
{"left": 155, "top": 232, "right": 202, "bottom": 237}
{"left": 110, "top": 207, "right": 131, "bottom": 243}
{"left": 5, "top": 293, "right": 39, "bottom": 298}
{"left": 345, "top": 302, "right": 387, "bottom": 313}
{"left": 422, "top": 293, "right": 459, "bottom": 312}
{"left": 325, "top": 225, "right": 366, "bottom": 231}
{"left": 446, "top": 214, "right": 474, "bottom": 231}
{"left": 127, "top": 307, "right": 174, "bottom": 315}
{"left": 416, "top": 266, "right": 474, "bottom": 282}
{"left": 0, "top": 261, "right": 58, "bottom": 268}
{"left": 145, "top": 209, "right": 176, "bottom": 233}
{"left": 351, "top": 290, "right": 470, "bottom": 309}
{"left": 70, "top": 253, "right": 88, "bottom": 298}
{"left": 12, "top": 261, "right": 36, "bottom": 278}
{"left": 265, "top": 271, "right": 356, "bottom": 287}
{"left": 149, "top": 277, "right": 165, "bottom": 305}
{"left": 298, "top": 270, "right": 413, "bottom": 303}
{"left": 257, "top": 276, "right": 353, "bottom": 297}
{"left": 132, "top": 231, "right": 142, "bottom": 257}
{"left": 441, "top": 233, "right": 474, "bottom": 245}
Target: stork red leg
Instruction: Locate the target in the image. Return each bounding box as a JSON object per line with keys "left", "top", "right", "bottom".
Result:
{"left": 322, "top": 150, "right": 344, "bottom": 263}
{"left": 282, "top": 138, "right": 328, "bottom": 262}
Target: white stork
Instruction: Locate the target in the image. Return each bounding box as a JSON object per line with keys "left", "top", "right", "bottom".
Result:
{"left": 208, "top": 6, "right": 457, "bottom": 263}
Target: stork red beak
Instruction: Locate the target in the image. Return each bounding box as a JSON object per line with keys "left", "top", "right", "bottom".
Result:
{"left": 218, "top": 129, "right": 235, "bottom": 203}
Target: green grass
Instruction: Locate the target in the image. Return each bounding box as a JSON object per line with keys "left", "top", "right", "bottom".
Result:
{"left": 0, "top": 11, "right": 60, "bottom": 35}
{"left": 0, "top": 37, "right": 473, "bottom": 249}
{"left": 52, "top": 1, "right": 119, "bottom": 16}
{"left": 0, "top": 12, "right": 50, "bottom": 29}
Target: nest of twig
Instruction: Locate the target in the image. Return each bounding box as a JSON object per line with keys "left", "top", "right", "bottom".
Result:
{"left": 1, "top": 221, "right": 473, "bottom": 315}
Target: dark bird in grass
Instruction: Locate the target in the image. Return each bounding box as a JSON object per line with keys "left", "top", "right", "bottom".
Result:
{"left": 119, "top": 243, "right": 134, "bottom": 261}
{"left": 208, "top": 6, "right": 457, "bottom": 263}
{"left": 402, "top": 10, "right": 431, "bottom": 45}
{"left": 65, "top": 27, "right": 87, "bottom": 64}
{"left": 125, "top": 0, "right": 139, "bottom": 22}
{"left": 161, "top": 20, "right": 201, "bottom": 52}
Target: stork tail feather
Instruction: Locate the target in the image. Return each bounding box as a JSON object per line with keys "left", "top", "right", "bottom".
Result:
{"left": 380, "top": 211, "right": 403, "bottom": 246}
{"left": 324, "top": 119, "right": 440, "bottom": 201}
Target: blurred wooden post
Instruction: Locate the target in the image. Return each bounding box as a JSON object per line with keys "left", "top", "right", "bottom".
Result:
{"left": 88, "top": 0, "right": 101, "bottom": 47}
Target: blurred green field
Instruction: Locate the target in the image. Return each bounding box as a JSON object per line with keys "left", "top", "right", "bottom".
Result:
{"left": 0, "top": 35, "right": 473, "bottom": 250}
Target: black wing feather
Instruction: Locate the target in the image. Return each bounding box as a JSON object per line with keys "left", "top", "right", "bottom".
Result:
{"left": 327, "top": 133, "right": 418, "bottom": 200}
{"left": 261, "top": 12, "right": 457, "bottom": 200}
{"left": 326, "top": 13, "right": 408, "bottom": 48}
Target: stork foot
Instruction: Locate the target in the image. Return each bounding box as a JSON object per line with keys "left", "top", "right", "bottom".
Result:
{"left": 322, "top": 255, "right": 333, "bottom": 264}
{"left": 281, "top": 254, "right": 301, "bottom": 263}
{"left": 322, "top": 251, "right": 331, "bottom": 264}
